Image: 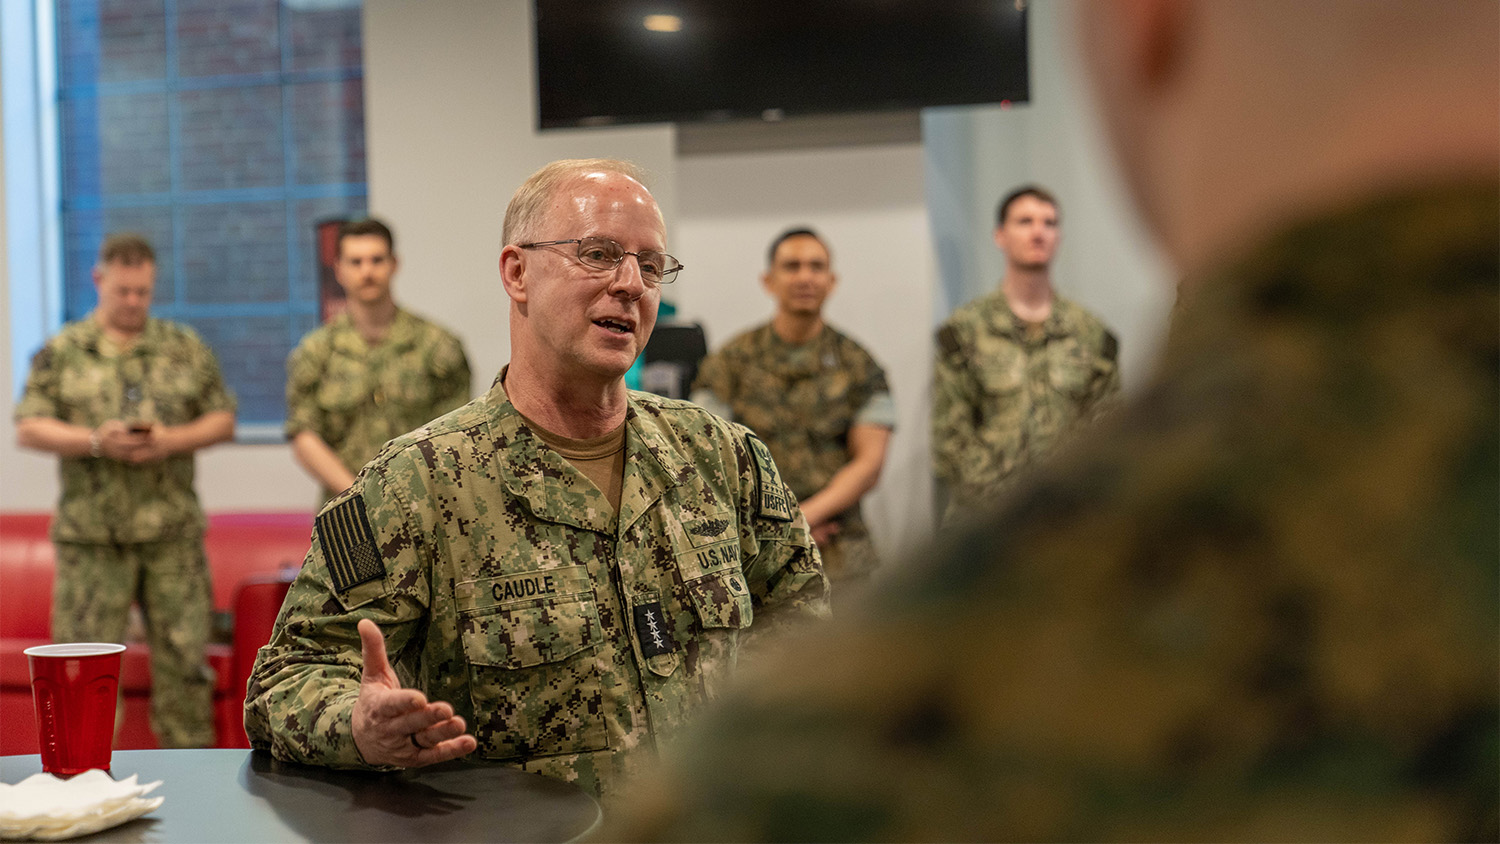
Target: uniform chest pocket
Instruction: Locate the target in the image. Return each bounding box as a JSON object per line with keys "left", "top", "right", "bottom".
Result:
{"left": 379, "top": 365, "right": 436, "bottom": 412}
{"left": 685, "top": 571, "right": 753, "bottom": 630}
{"left": 458, "top": 591, "right": 608, "bottom": 760}
{"left": 974, "top": 353, "right": 1026, "bottom": 397}
{"left": 1047, "top": 344, "right": 1096, "bottom": 399}
{"left": 57, "top": 367, "right": 112, "bottom": 418}
{"left": 671, "top": 520, "right": 753, "bottom": 635}
{"left": 144, "top": 363, "right": 203, "bottom": 423}
{"left": 315, "top": 377, "right": 366, "bottom": 414}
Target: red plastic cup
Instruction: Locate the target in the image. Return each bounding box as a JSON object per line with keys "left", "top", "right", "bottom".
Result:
{"left": 24, "top": 643, "right": 126, "bottom": 776}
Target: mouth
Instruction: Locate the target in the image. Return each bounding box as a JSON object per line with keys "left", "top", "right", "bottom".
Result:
{"left": 593, "top": 317, "right": 635, "bottom": 335}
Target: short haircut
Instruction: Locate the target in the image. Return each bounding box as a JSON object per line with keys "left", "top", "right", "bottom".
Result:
{"left": 97, "top": 233, "right": 155, "bottom": 267}
{"left": 502, "top": 158, "right": 652, "bottom": 247}
{"left": 767, "top": 228, "right": 830, "bottom": 267}
{"left": 338, "top": 218, "right": 395, "bottom": 257}
{"left": 996, "top": 184, "right": 1060, "bottom": 226}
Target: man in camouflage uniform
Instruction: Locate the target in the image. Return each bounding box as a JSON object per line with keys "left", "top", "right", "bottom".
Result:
{"left": 932, "top": 185, "right": 1120, "bottom": 516}
{"left": 692, "top": 228, "right": 894, "bottom": 584}
{"left": 245, "top": 159, "right": 829, "bottom": 800}
{"left": 16, "top": 234, "right": 236, "bottom": 748}
{"left": 606, "top": 0, "right": 1499, "bottom": 839}
{"left": 285, "top": 218, "right": 470, "bottom": 499}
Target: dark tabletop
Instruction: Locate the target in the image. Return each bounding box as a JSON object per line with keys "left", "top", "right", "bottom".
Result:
{"left": 0, "top": 749, "right": 602, "bottom": 843}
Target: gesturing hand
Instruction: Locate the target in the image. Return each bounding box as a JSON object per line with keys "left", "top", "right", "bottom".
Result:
{"left": 350, "top": 618, "right": 477, "bottom": 767}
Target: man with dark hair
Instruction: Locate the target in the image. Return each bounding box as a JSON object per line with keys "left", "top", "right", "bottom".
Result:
{"left": 932, "top": 183, "right": 1120, "bottom": 516}
{"left": 606, "top": 0, "right": 1498, "bottom": 839}
{"left": 285, "top": 217, "right": 471, "bottom": 499}
{"left": 996, "top": 184, "right": 1059, "bottom": 229}
{"left": 247, "top": 161, "right": 828, "bottom": 799}
{"left": 692, "top": 228, "right": 894, "bottom": 584}
{"left": 16, "top": 233, "right": 236, "bottom": 747}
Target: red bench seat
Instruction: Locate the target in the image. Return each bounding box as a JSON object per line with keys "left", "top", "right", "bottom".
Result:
{"left": 0, "top": 512, "right": 311, "bottom": 754}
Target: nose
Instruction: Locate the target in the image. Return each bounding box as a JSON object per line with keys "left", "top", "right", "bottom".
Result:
{"left": 607, "top": 255, "right": 649, "bottom": 300}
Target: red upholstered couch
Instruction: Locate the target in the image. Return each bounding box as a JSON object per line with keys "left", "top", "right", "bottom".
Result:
{"left": 0, "top": 512, "right": 311, "bottom": 754}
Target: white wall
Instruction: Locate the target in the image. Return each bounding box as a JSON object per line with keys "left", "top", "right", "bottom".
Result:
{"left": 2, "top": 0, "right": 1173, "bottom": 563}
{"left": 924, "top": 0, "right": 1174, "bottom": 389}
{"left": 361, "top": 0, "right": 677, "bottom": 386}
{"left": 674, "top": 144, "right": 936, "bottom": 559}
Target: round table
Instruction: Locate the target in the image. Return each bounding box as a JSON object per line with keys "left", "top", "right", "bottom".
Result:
{"left": 0, "top": 749, "right": 602, "bottom": 843}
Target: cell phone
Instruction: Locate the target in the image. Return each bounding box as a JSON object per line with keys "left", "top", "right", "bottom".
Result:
{"left": 128, "top": 422, "right": 153, "bottom": 434}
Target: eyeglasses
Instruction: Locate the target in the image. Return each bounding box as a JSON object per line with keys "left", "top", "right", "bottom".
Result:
{"left": 519, "top": 237, "right": 684, "bottom": 285}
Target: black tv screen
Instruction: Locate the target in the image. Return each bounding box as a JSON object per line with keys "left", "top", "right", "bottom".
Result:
{"left": 534, "top": 1, "right": 1029, "bottom": 129}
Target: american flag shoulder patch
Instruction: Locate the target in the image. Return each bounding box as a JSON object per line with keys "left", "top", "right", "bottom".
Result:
{"left": 316, "top": 495, "right": 385, "bottom": 594}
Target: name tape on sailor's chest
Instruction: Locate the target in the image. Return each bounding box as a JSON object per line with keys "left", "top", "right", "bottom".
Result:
{"left": 455, "top": 565, "right": 592, "bottom": 612}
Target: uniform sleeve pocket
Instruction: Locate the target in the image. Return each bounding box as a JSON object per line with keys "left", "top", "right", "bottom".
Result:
{"left": 460, "top": 594, "right": 601, "bottom": 670}
{"left": 686, "top": 572, "right": 754, "bottom": 630}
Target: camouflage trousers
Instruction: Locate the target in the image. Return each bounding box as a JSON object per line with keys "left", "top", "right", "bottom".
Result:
{"left": 51, "top": 538, "right": 215, "bottom": 748}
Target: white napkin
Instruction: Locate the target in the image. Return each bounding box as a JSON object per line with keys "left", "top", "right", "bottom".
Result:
{"left": 0, "top": 770, "right": 163, "bottom": 841}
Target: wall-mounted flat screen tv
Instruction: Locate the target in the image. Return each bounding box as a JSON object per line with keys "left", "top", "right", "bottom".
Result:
{"left": 534, "top": 1, "right": 1029, "bottom": 129}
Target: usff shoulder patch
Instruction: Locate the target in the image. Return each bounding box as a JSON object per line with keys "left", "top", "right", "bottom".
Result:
{"left": 745, "top": 432, "right": 794, "bottom": 522}
{"left": 316, "top": 495, "right": 385, "bottom": 594}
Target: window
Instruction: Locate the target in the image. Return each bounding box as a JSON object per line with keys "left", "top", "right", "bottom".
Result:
{"left": 55, "top": 0, "right": 366, "bottom": 435}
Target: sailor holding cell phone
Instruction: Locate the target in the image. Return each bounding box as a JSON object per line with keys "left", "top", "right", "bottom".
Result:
{"left": 15, "top": 233, "right": 237, "bottom": 749}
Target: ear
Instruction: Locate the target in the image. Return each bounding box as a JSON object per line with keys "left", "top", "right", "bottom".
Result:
{"left": 992, "top": 226, "right": 1006, "bottom": 251}
{"left": 760, "top": 270, "right": 775, "bottom": 296}
{"left": 499, "top": 245, "right": 529, "bottom": 303}
{"left": 91, "top": 266, "right": 104, "bottom": 289}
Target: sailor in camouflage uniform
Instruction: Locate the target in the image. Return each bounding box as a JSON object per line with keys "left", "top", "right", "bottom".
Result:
{"left": 932, "top": 186, "right": 1120, "bottom": 516}
{"left": 693, "top": 229, "right": 894, "bottom": 584}
{"left": 246, "top": 160, "right": 829, "bottom": 800}
{"left": 605, "top": 0, "right": 1499, "bottom": 839}
{"left": 285, "top": 218, "right": 470, "bottom": 500}
{"left": 16, "top": 234, "right": 236, "bottom": 748}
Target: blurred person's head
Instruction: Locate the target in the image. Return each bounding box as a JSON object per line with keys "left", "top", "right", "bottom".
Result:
{"left": 763, "top": 228, "right": 836, "bottom": 320}
{"left": 1077, "top": 0, "right": 1498, "bottom": 276}
{"left": 92, "top": 233, "right": 156, "bottom": 335}
{"left": 994, "top": 186, "right": 1060, "bottom": 273}
{"left": 335, "top": 218, "right": 399, "bottom": 307}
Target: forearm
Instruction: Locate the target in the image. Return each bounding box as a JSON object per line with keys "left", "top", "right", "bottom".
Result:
{"left": 291, "top": 430, "right": 358, "bottom": 494}
{"left": 245, "top": 647, "right": 367, "bottom": 767}
{"left": 16, "top": 417, "right": 95, "bottom": 457}
{"left": 158, "top": 410, "right": 235, "bottom": 455}
{"left": 799, "top": 427, "right": 892, "bottom": 528}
